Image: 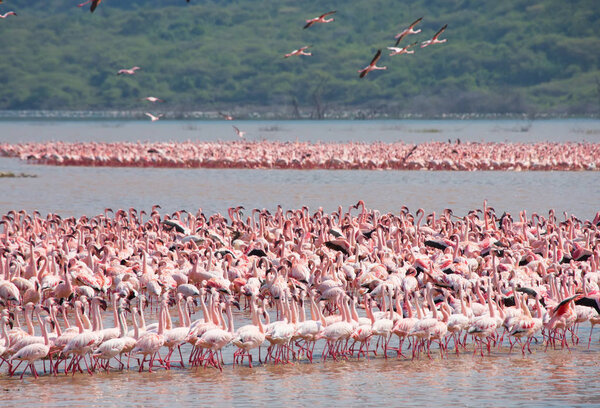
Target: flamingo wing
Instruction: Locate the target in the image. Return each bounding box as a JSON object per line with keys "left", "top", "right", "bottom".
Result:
{"left": 433, "top": 24, "right": 448, "bottom": 40}
{"left": 90, "top": 0, "right": 101, "bottom": 12}
{"left": 303, "top": 20, "right": 315, "bottom": 29}
{"left": 409, "top": 17, "right": 423, "bottom": 28}
{"left": 394, "top": 32, "right": 407, "bottom": 47}
{"left": 552, "top": 294, "right": 579, "bottom": 316}
{"left": 369, "top": 49, "right": 382, "bottom": 66}
{"left": 574, "top": 296, "right": 600, "bottom": 315}
{"left": 320, "top": 10, "right": 336, "bottom": 18}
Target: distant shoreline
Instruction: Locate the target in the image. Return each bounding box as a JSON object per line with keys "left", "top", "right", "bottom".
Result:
{"left": 0, "top": 110, "right": 598, "bottom": 121}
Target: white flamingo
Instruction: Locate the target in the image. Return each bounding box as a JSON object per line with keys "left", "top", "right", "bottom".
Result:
{"left": 421, "top": 24, "right": 448, "bottom": 48}
{"left": 394, "top": 17, "right": 423, "bottom": 46}
{"left": 358, "top": 49, "right": 387, "bottom": 78}
{"left": 304, "top": 11, "right": 336, "bottom": 29}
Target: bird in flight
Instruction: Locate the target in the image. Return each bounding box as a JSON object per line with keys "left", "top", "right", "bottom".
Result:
{"left": 78, "top": 0, "right": 102, "bottom": 13}
{"left": 387, "top": 42, "right": 417, "bottom": 56}
{"left": 145, "top": 113, "right": 163, "bottom": 122}
{"left": 233, "top": 126, "right": 246, "bottom": 138}
{"left": 421, "top": 24, "right": 448, "bottom": 48}
{"left": 394, "top": 17, "right": 423, "bottom": 46}
{"left": 117, "top": 66, "right": 141, "bottom": 76}
{"left": 284, "top": 46, "right": 312, "bottom": 58}
{"left": 304, "top": 11, "right": 336, "bottom": 29}
{"left": 142, "top": 96, "right": 164, "bottom": 103}
{"left": 0, "top": 11, "right": 17, "bottom": 18}
{"left": 358, "top": 49, "right": 386, "bottom": 78}
{"left": 219, "top": 112, "right": 234, "bottom": 120}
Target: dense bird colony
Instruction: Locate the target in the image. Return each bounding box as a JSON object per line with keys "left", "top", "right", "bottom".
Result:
{"left": 0, "top": 202, "right": 599, "bottom": 378}
{"left": 0, "top": 141, "right": 598, "bottom": 171}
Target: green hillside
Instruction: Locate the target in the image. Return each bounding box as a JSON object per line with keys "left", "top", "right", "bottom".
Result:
{"left": 0, "top": 0, "right": 599, "bottom": 116}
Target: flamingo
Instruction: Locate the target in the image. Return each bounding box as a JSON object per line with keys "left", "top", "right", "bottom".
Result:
{"left": 132, "top": 299, "right": 166, "bottom": 372}
{"left": 142, "top": 96, "right": 164, "bottom": 103}
{"left": 394, "top": 17, "right": 423, "bottom": 46}
{"left": 0, "top": 11, "right": 16, "bottom": 18}
{"left": 92, "top": 306, "right": 135, "bottom": 371}
{"left": 196, "top": 299, "right": 236, "bottom": 370}
{"left": 358, "top": 50, "right": 386, "bottom": 78}
{"left": 145, "top": 113, "right": 163, "bottom": 122}
{"left": 117, "top": 66, "right": 141, "bottom": 76}
{"left": 10, "top": 307, "right": 51, "bottom": 379}
{"left": 284, "top": 46, "right": 312, "bottom": 58}
{"left": 232, "top": 295, "right": 265, "bottom": 367}
{"left": 421, "top": 24, "right": 448, "bottom": 48}
{"left": 77, "top": 0, "right": 101, "bottom": 12}
{"left": 387, "top": 42, "right": 417, "bottom": 56}
{"left": 219, "top": 112, "right": 234, "bottom": 120}
{"left": 233, "top": 126, "right": 246, "bottom": 138}
{"left": 303, "top": 11, "right": 336, "bottom": 29}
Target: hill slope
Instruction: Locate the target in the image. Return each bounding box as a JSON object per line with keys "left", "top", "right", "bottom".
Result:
{"left": 0, "top": 0, "right": 599, "bottom": 116}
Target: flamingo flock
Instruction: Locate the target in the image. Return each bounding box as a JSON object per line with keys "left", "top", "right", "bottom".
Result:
{"left": 0, "top": 201, "right": 599, "bottom": 379}
{"left": 0, "top": 140, "right": 598, "bottom": 171}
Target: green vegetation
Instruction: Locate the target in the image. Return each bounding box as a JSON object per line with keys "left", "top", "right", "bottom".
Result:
{"left": 0, "top": 0, "right": 599, "bottom": 116}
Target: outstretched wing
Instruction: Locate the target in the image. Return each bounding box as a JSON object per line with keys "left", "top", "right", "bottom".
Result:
{"left": 409, "top": 17, "right": 423, "bottom": 28}
{"left": 90, "top": 0, "right": 101, "bottom": 13}
{"left": 303, "top": 20, "right": 315, "bottom": 29}
{"left": 394, "top": 32, "right": 407, "bottom": 47}
{"left": 320, "top": 10, "right": 336, "bottom": 18}
{"left": 369, "top": 49, "right": 382, "bottom": 66}
{"left": 433, "top": 24, "right": 448, "bottom": 39}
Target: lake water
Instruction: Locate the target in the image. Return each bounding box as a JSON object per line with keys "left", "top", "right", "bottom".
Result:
{"left": 1, "top": 119, "right": 599, "bottom": 407}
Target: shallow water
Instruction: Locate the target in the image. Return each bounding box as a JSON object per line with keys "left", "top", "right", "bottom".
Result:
{"left": 1, "top": 118, "right": 600, "bottom": 144}
{"left": 1, "top": 326, "right": 599, "bottom": 408}
{"left": 1, "top": 119, "right": 599, "bottom": 406}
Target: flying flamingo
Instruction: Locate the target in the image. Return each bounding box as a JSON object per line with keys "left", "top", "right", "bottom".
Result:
{"left": 77, "top": 0, "right": 101, "bottom": 13}
{"left": 303, "top": 11, "right": 336, "bottom": 29}
{"left": 0, "top": 11, "right": 16, "bottom": 18}
{"left": 233, "top": 126, "right": 245, "bottom": 138}
{"left": 145, "top": 113, "right": 163, "bottom": 122}
{"left": 358, "top": 49, "right": 386, "bottom": 78}
{"left": 387, "top": 42, "right": 417, "bottom": 56}
{"left": 142, "top": 96, "right": 164, "bottom": 103}
{"left": 284, "top": 46, "right": 312, "bottom": 58}
{"left": 394, "top": 17, "right": 423, "bottom": 46}
{"left": 116, "top": 66, "right": 141, "bottom": 76}
{"left": 219, "top": 112, "right": 234, "bottom": 120}
{"left": 421, "top": 24, "right": 448, "bottom": 48}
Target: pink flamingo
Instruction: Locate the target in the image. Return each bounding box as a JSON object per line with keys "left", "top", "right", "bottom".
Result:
{"left": 196, "top": 299, "right": 236, "bottom": 371}
{"left": 78, "top": 0, "right": 102, "bottom": 13}
{"left": 394, "top": 17, "right": 423, "bottom": 46}
{"left": 284, "top": 46, "right": 312, "bottom": 58}
{"left": 0, "top": 11, "right": 16, "bottom": 18}
{"left": 145, "top": 113, "right": 163, "bottom": 122}
{"left": 387, "top": 42, "right": 417, "bottom": 56}
{"left": 303, "top": 11, "right": 336, "bottom": 29}
{"left": 421, "top": 24, "right": 448, "bottom": 48}
{"left": 10, "top": 306, "right": 51, "bottom": 379}
{"left": 142, "top": 96, "right": 164, "bottom": 103}
{"left": 219, "top": 112, "right": 234, "bottom": 120}
{"left": 358, "top": 49, "right": 386, "bottom": 78}
{"left": 233, "top": 126, "right": 246, "bottom": 138}
{"left": 232, "top": 295, "right": 265, "bottom": 367}
{"left": 117, "top": 66, "right": 141, "bottom": 76}
{"left": 132, "top": 299, "right": 166, "bottom": 372}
